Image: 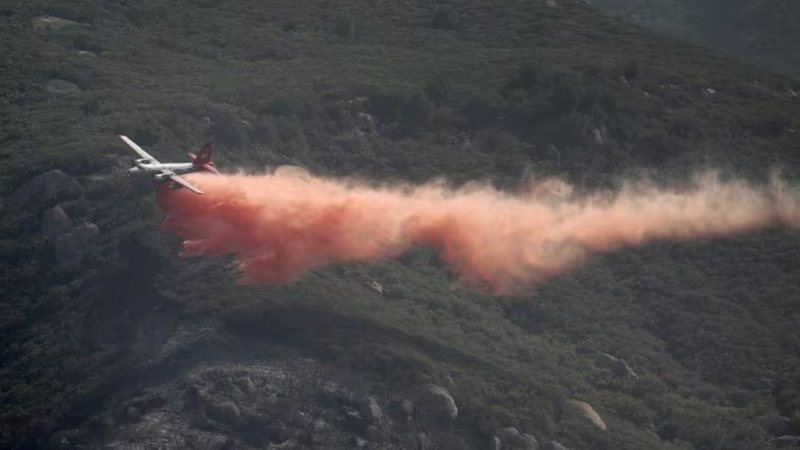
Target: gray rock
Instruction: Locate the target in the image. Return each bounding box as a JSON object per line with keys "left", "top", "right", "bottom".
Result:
{"left": 42, "top": 206, "right": 73, "bottom": 240}
{"left": 498, "top": 427, "right": 539, "bottom": 450}
{"left": 443, "top": 373, "right": 455, "bottom": 389}
{"left": 360, "top": 396, "right": 382, "bottom": 424}
{"left": 774, "top": 435, "right": 800, "bottom": 447}
{"left": 416, "top": 384, "right": 458, "bottom": 427}
{"left": 46, "top": 79, "right": 81, "bottom": 95}
{"left": 542, "top": 441, "right": 570, "bottom": 450}
{"left": 417, "top": 432, "right": 434, "bottom": 450}
{"left": 14, "top": 170, "right": 83, "bottom": 206}
{"left": 492, "top": 435, "right": 503, "bottom": 450}
{"left": 567, "top": 400, "right": 607, "bottom": 431}
{"left": 591, "top": 128, "right": 604, "bottom": 145}
{"left": 33, "top": 16, "right": 81, "bottom": 30}
{"left": 54, "top": 222, "right": 98, "bottom": 264}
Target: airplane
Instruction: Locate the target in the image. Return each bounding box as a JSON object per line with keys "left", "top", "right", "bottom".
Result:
{"left": 119, "top": 135, "right": 219, "bottom": 194}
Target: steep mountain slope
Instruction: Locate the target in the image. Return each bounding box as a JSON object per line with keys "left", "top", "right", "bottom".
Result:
{"left": 1, "top": 0, "right": 799, "bottom": 449}
{"left": 584, "top": 0, "right": 800, "bottom": 79}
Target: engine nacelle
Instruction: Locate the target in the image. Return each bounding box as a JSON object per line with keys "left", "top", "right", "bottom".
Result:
{"left": 154, "top": 173, "right": 173, "bottom": 182}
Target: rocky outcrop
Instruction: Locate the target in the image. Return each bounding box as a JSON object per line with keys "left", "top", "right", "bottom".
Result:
{"left": 497, "top": 427, "right": 539, "bottom": 450}
{"left": 13, "top": 170, "right": 83, "bottom": 206}
{"left": 42, "top": 206, "right": 74, "bottom": 240}
{"left": 567, "top": 400, "right": 607, "bottom": 431}
{"left": 415, "top": 384, "right": 458, "bottom": 428}
{"left": 360, "top": 396, "right": 383, "bottom": 425}
{"left": 46, "top": 79, "right": 81, "bottom": 95}
{"left": 32, "top": 16, "right": 81, "bottom": 31}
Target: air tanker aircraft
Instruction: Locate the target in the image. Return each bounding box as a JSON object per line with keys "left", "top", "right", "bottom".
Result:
{"left": 120, "top": 135, "right": 218, "bottom": 194}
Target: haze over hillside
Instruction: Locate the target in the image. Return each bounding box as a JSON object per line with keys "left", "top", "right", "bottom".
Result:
{"left": 1, "top": 0, "right": 800, "bottom": 449}
{"left": 584, "top": 0, "right": 800, "bottom": 79}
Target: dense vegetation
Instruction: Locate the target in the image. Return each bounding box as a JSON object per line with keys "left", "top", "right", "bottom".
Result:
{"left": 1, "top": 0, "right": 799, "bottom": 448}
{"left": 585, "top": 0, "right": 800, "bottom": 80}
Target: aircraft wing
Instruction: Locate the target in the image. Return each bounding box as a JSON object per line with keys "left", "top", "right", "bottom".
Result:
{"left": 167, "top": 173, "right": 204, "bottom": 194}
{"left": 119, "top": 135, "right": 158, "bottom": 162}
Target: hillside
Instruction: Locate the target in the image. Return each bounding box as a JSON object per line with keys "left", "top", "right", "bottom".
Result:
{"left": 584, "top": 0, "right": 800, "bottom": 80}
{"left": 1, "top": 0, "right": 800, "bottom": 449}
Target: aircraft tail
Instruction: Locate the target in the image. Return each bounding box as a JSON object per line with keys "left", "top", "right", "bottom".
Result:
{"left": 188, "top": 143, "right": 219, "bottom": 174}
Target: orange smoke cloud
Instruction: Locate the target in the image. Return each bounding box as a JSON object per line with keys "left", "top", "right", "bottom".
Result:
{"left": 156, "top": 169, "right": 799, "bottom": 293}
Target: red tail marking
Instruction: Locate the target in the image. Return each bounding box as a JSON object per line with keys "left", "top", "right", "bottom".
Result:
{"left": 190, "top": 143, "right": 217, "bottom": 173}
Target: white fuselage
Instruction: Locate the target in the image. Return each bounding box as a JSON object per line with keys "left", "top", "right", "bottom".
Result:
{"left": 128, "top": 161, "right": 195, "bottom": 180}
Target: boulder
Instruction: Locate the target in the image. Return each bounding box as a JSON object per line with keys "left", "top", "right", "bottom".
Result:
{"left": 591, "top": 128, "right": 604, "bottom": 145}
{"left": 567, "top": 400, "right": 607, "bottom": 431}
{"left": 42, "top": 206, "right": 74, "bottom": 240}
{"left": 54, "top": 222, "right": 99, "bottom": 264}
{"left": 416, "top": 384, "right": 458, "bottom": 427}
{"left": 13, "top": 170, "right": 83, "bottom": 206}
{"left": 360, "top": 396, "right": 382, "bottom": 425}
{"left": 491, "top": 435, "right": 502, "bottom": 450}
{"left": 46, "top": 79, "right": 81, "bottom": 95}
{"left": 497, "top": 427, "right": 539, "bottom": 450}
{"left": 33, "top": 16, "right": 81, "bottom": 31}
